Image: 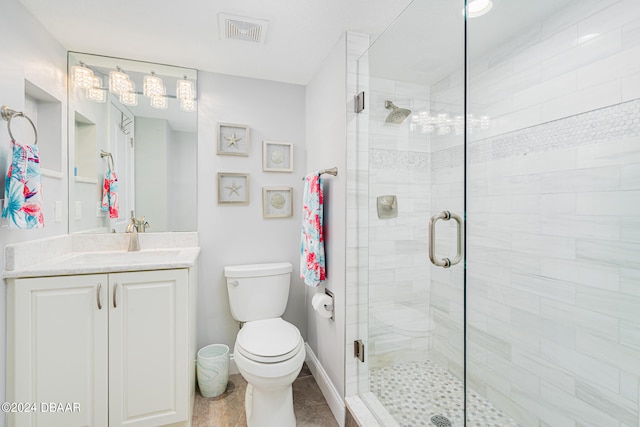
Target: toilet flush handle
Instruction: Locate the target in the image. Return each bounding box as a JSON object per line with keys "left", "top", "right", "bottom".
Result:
{"left": 229, "top": 280, "right": 239, "bottom": 287}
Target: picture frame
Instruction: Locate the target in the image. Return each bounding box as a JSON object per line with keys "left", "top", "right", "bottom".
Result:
{"left": 217, "top": 173, "right": 250, "bottom": 204}
{"left": 263, "top": 187, "right": 293, "bottom": 218}
{"left": 262, "top": 141, "right": 293, "bottom": 172}
{"left": 217, "top": 123, "right": 250, "bottom": 156}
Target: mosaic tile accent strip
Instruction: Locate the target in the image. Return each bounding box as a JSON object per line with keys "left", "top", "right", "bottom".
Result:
{"left": 432, "top": 98, "right": 640, "bottom": 170}
{"left": 370, "top": 360, "right": 520, "bottom": 427}
{"left": 370, "top": 149, "right": 429, "bottom": 171}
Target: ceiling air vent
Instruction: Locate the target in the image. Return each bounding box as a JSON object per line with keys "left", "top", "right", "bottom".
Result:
{"left": 218, "top": 13, "right": 269, "bottom": 44}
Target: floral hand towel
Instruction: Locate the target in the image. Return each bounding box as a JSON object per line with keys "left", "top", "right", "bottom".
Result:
{"left": 2, "top": 140, "right": 44, "bottom": 229}
{"left": 300, "top": 173, "right": 326, "bottom": 287}
{"left": 101, "top": 168, "right": 119, "bottom": 219}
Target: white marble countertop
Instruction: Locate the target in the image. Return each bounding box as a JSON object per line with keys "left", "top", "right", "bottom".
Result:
{"left": 3, "top": 232, "right": 200, "bottom": 279}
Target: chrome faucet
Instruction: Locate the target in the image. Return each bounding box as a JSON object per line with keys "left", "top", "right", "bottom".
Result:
{"left": 126, "top": 218, "right": 140, "bottom": 251}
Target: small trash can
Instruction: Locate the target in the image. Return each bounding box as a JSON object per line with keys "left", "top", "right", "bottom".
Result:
{"left": 197, "top": 344, "right": 230, "bottom": 398}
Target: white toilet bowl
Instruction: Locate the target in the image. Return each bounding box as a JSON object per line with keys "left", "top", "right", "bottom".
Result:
{"left": 233, "top": 318, "right": 305, "bottom": 427}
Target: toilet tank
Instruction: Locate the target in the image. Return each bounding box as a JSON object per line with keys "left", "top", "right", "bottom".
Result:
{"left": 225, "top": 262, "right": 293, "bottom": 322}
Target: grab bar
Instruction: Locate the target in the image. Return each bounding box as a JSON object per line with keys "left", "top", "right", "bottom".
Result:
{"left": 428, "top": 211, "right": 463, "bottom": 268}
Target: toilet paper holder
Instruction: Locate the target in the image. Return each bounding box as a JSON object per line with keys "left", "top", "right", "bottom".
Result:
{"left": 324, "top": 289, "right": 335, "bottom": 321}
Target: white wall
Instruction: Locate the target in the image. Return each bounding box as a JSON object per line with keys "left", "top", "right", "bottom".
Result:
{"left": 0, "top": 1, "right": 69, "bottom": 426}
{"left": 196, "top": 72, "right": 307, "bottom": 353}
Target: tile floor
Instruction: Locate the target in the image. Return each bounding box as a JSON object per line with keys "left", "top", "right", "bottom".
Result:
{"left": 370, "top": 360, "right": 520, "bottom": 427}
{"left": 192, "top": 363, "right": 339, "bottom": 427}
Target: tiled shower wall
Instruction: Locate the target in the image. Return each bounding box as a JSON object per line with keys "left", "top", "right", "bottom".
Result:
{"left": 365, "top": 81, "right": 433, "bottom": 369}
{"left": 430, "top": 0, "right": 640, "bottom": 425}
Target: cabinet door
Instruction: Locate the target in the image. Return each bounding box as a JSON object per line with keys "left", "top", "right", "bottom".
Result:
{"left": 9, "top": 275, "right": 109, "bottom": 427}
{"left": 108, "top": 269, "right": 188, "bottom": 427}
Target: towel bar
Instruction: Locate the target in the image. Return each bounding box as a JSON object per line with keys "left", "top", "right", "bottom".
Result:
{"left": 301, "top": 166, "right": 338, "bottom": 180}
{"left": 1, "top": 105, "right": 38, "bottom": 145}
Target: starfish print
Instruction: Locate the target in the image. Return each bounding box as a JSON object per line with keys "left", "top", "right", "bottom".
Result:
{"left": 225, "top": 132, "right": 242, "bottom": 148}
{"left": 225, "top": 181, "right": 242, "bottom": 197}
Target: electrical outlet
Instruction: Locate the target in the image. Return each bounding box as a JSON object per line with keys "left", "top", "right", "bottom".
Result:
{"left": 96, "top": 201, "right": 105, "bottom": 217}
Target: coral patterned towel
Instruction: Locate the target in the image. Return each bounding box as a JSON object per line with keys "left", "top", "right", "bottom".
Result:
{"left": 101, "top": 168, "right": 119, "bottom": 219}
{"left": 300, "top": 173, "right": 326, "bottom": 287}
{"left": 2, "top": 140, "right": 44, "bottom": 229}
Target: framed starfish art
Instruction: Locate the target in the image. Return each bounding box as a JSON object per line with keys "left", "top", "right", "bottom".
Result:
{"left": 217, "top": 173, "right": 250, "bottom": 204}
{"left": 217, "top": 123, "right": 250, "bottom": 156}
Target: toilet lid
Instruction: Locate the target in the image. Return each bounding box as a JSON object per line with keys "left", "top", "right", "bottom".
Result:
{"left": 236, "top": 318, "right": 302, "bottom": 363}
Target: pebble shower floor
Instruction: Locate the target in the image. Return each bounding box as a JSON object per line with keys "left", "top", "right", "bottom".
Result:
{"left": 370, "top": 360, "right": 520, "bottom": 426}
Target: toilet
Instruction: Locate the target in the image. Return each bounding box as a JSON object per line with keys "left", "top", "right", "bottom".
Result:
{"left": 224, "top": 262, "right": 305, "bottom": 427}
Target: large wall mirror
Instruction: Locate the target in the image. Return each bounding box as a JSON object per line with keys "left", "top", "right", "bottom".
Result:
{"left": 68, "top": 52, "right": 197, "bottom": 234}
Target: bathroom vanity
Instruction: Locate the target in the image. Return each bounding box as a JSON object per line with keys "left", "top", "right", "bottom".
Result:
{"left": 3, "top": 233, "right": 199, "bottom": 427}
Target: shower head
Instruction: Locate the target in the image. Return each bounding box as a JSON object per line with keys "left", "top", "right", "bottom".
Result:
{"left": 384, "top": 101, "right": 412, "bottom": 124}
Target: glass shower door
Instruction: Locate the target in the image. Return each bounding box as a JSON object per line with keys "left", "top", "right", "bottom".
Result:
{"left": 356, "top": 0, "right": 467, "bottom": 424}
{"left": 465, "top": 0, "right": 640, "bottom": 425}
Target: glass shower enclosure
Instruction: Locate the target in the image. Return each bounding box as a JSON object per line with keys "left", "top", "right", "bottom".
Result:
{"left": 355, "top": 0, "right": 640, "bottom": 425}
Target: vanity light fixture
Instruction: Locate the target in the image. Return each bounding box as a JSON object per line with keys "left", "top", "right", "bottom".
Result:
{"left": 150, "top": 94, "right": 168, "bottom": 109}
{"left": 180, "top": 97, "right": 196, "bottom": 112}
{"left": 86, "top": 76, "right": 106, "bottom": 103}
{"left": 119, "top": 81, "right": 138, "bottom": 106}
{"left": 109, "top": 67, "right": 132, "bottom": 95}
{"left": 143, "top": 71, "right": 165, "bottom": 98}
{"left": 72, "top": 62, "right": 95, "bottom": 89}
{"left": 176, "top": 76, "right": 195, "bottom": 100}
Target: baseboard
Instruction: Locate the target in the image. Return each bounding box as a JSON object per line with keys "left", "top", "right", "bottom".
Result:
{"left": 305, "top": 343, "right": 346, "bottom": 427}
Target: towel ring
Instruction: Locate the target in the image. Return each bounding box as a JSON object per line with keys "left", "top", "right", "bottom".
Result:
{"left": 1, "top": 105, "right": 38, "bottom": 146}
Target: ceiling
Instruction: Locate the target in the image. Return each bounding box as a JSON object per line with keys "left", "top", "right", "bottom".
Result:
{"left": 18, "top": 0, "right": 413, "bottom": 85}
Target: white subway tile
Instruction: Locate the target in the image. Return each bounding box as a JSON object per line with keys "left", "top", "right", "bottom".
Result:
{"left": 620, "top": 321, "right": 640, "bottom": 352}
{"left": 488, "top": 174, "right": 542, "bottom": 196}
{"left": 541, "top": 339, "right": 619, "bottom": 393}
{"left": 621, "top": 268, "right": 640, "bottom": 296}
{"left": 577, "top": 137, "right": 640, "bottom": 168}
{"left": 512, "top": 349, "right": 575, "bottom": 394}
{"left": 578, "top": 0, "right": 640, "bottom": 42}
{"left": 621, "top": 217, "right": 640, "bottom": 242}
{"left": 540, "top": 193, "right": 577, "bottom": 214}
{"left": 540, "top": 165, "right": 621, "bottom": 193}
{"left": 538, "top": 381, "right": 625, "bottom": 426}
{"left": 576, "top": 284, "right": 640, "bottom": 322}
{"left": 577, "top": 45, "right": 640, "bottom": 90}
{"left": 540, "top": 257, "right": 620, "bottom": 291}
{"left": 540, "top": 298, "right": 620, "bottom": 340}
{"left": 574, "top": 379, "right": 639, "bottom": 426}
{"left": 576, "top": 190, "right": 640, "bottom": 216}
{"left": 622, "top": 164, "right": 640, "bottom": 190}
{"left": 542, "top": 28, "right": 623, "bottom": 81}
{"left": 512, "top": 272, "right": 576, "bottom": 304}
{"left": 541, "top": 214, "right": 621, "bottom": 241}
{"left": 512, "top": 71, "right": 577, "bottom": 111}
{"left": 512, "top": 233, "right": 576, "bottom": 259}
{"left": 542, "top": 80, "right": 621, "bottom": 123}
{"left": 576, "top": 331, "right": 640, "bottom": 378}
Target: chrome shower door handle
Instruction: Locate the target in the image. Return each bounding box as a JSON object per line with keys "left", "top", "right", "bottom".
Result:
{"left": 428, "top": 211, "right": 463, "bottom": 268}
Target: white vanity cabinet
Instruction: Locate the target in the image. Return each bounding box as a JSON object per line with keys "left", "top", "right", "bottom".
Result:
{"left": 7, "top": 268, "right": 192, "bottom": 427}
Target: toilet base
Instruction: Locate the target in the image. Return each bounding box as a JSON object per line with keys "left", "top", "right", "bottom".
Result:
{"left": 245, "top": 383, "right": 296, "bottom": 427}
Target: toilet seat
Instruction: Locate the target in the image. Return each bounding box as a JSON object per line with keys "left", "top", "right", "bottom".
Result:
{"left": 236, "top": 318, "right": 303, "bottom": 364}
